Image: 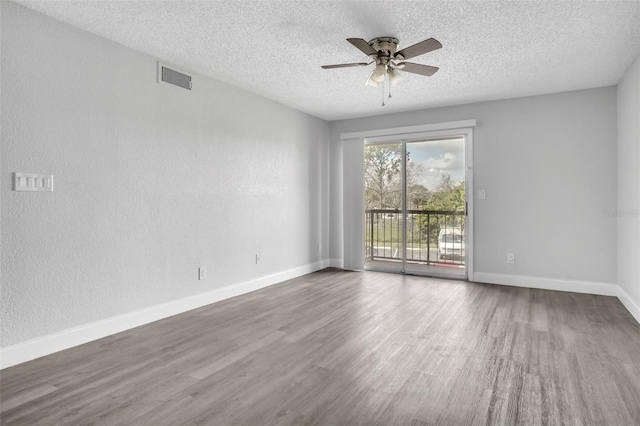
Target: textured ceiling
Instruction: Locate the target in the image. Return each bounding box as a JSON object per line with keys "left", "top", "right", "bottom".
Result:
{"left": 13, "top": 0, "right": 640, "bottom": 121}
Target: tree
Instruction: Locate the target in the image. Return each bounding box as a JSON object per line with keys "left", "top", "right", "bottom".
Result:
{"left": 435, "top": 174, "right": 455, "bottom": 193}
{"left": 364, "top": 144, "right": 404, "bottom": 209}
{"left": 407, "top": 184, "right": 430, "bottom": 210}
{"left": 428, "top": 176, "right": 465, "bottom": 211}
{"left": 364, "top": 144, "right": 420, "bottom": 210}
{"left": 417, "top": 175, "right": 466, "bottom": 245}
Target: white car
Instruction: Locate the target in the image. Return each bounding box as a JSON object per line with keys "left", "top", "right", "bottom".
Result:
{"left": 438, "top": 228, "right": 465, "bottom": 260}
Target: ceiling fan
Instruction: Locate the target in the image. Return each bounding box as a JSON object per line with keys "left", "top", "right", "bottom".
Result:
{"left": 322, "top": 36, "right": 441, "bottom": 104}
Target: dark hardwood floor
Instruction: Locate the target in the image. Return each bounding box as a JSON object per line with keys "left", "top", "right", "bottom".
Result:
{"left": 1, "top": 268, "right": 639, "bottom": 425}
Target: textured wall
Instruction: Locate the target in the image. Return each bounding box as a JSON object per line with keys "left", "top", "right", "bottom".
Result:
{"left": 1, "top": 2, "right": 330, "bottom": 347}
{"left": 330, "top": 87, "right": 618, "bottom": 284}
{"left": 617, "top": 54, "right": 640, "bottom": 306}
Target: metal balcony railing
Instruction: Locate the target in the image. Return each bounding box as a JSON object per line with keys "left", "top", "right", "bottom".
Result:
{"left": 365, "top": 209, "right": 466, "bottom": 265}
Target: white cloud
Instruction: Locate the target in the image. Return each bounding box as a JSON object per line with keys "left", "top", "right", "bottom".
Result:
{"left": 420, "top": 152, "right": 463, "bottom": 171}
{"left": 407, "top": 139, "right": 466, "bottom": 190}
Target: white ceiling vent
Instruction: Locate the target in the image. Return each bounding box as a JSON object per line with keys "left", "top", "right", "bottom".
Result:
{"left": 158, "top": 63, "right": 192, "bottom": 90}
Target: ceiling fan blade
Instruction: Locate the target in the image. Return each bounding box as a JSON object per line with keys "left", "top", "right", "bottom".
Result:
{"left": 397, "top": 62, "right": 439, "bottom": 76}
{"left": 394, "top": 38, "right": 442, "bottom": 60}
{"left": 321, "top": 62, "right": 371, "bottom": 69}
{"left": 346, "top": 38, "right": 378, "bottom": 57}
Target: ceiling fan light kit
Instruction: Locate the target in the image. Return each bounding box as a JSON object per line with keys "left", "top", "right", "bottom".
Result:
{"left": 322, "top": 36, "right": 441, "bottom": 106}
{"left": 366, "top": 63, "right": 387, "bottom": 86}
{"left": 365, "top": 71, "right": 381, "bottom": 87}
{"left": 388, "top": 68, "right": 402, "bottom": 86}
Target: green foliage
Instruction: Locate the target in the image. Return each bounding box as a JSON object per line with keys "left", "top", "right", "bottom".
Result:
{"left": 425, "top": 177, "right": 465, "bottom": 212}
{"left": 407, "top": 184, "right": 430, "bottom": 210}
{"left": 414, "top": 175, "right": 466, "bottom": 245}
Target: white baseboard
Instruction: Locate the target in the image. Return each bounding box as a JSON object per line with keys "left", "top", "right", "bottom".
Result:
{"left": 472, "top": 272, "right": 619, "bottom": 296}
{"left": 0, "top": 260, "right": 330, "bottom": 370}
{"left": 473, "top": 272, "right": 639, "bottom": 324}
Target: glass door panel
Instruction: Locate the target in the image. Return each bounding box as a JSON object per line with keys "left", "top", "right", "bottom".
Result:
{"left": 405, "top": 138, "right": 466, "bottom": 278}
{"left": 364, "top": 142, "right": 404, "bottom": 273}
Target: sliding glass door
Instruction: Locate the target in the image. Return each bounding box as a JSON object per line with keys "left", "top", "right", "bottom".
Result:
{"left": 364, "top": 136, "right": 467, "bottom": 279}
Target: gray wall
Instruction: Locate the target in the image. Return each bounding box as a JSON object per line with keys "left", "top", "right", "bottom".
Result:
{"left": 1, "top": 2, "right": 330, "bottom": 347}
{"left": 617, "top": 54, "right": 640, "bottom": 307}
{"left": 330, "top": 87, "right": 618, "bottom": 284}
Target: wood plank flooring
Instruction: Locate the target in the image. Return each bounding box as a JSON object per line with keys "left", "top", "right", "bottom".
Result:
{"left": 1, "top": 268, "right": 640, "bottom": 425}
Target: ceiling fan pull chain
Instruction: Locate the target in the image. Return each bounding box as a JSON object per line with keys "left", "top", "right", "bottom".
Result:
{"left": 381, "top": 81, "right": 385, "bottom": 106}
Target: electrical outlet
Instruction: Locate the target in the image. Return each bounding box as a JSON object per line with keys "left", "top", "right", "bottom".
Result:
{"left": 198, "top": 267, "right": 207, "bottom": 280}
{"left": 255, "top": 254, "right": 260, "bottom": 265}
{"left": 507, "top": 253, "right": 515, "bottom": 264}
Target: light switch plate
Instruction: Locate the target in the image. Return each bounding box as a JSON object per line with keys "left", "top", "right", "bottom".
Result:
{"left": 478, "top": 189, "right": 486, "bottom": 199}
{"left": 14, "top": 173, "right": 53, "bottom": 192}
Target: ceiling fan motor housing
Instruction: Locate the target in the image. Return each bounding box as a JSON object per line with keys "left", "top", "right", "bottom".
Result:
{"left": 368, "top": 37, "right": 399, "bottom": 58}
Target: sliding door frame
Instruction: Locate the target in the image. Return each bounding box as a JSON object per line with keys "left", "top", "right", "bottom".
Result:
{"left": 363, "top": 127, "right": 474, "bottom": 281}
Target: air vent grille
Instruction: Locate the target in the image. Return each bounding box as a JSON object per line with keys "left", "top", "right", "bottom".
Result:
{"left": 161, "top": 66, "right": 192, "bottom": 90}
